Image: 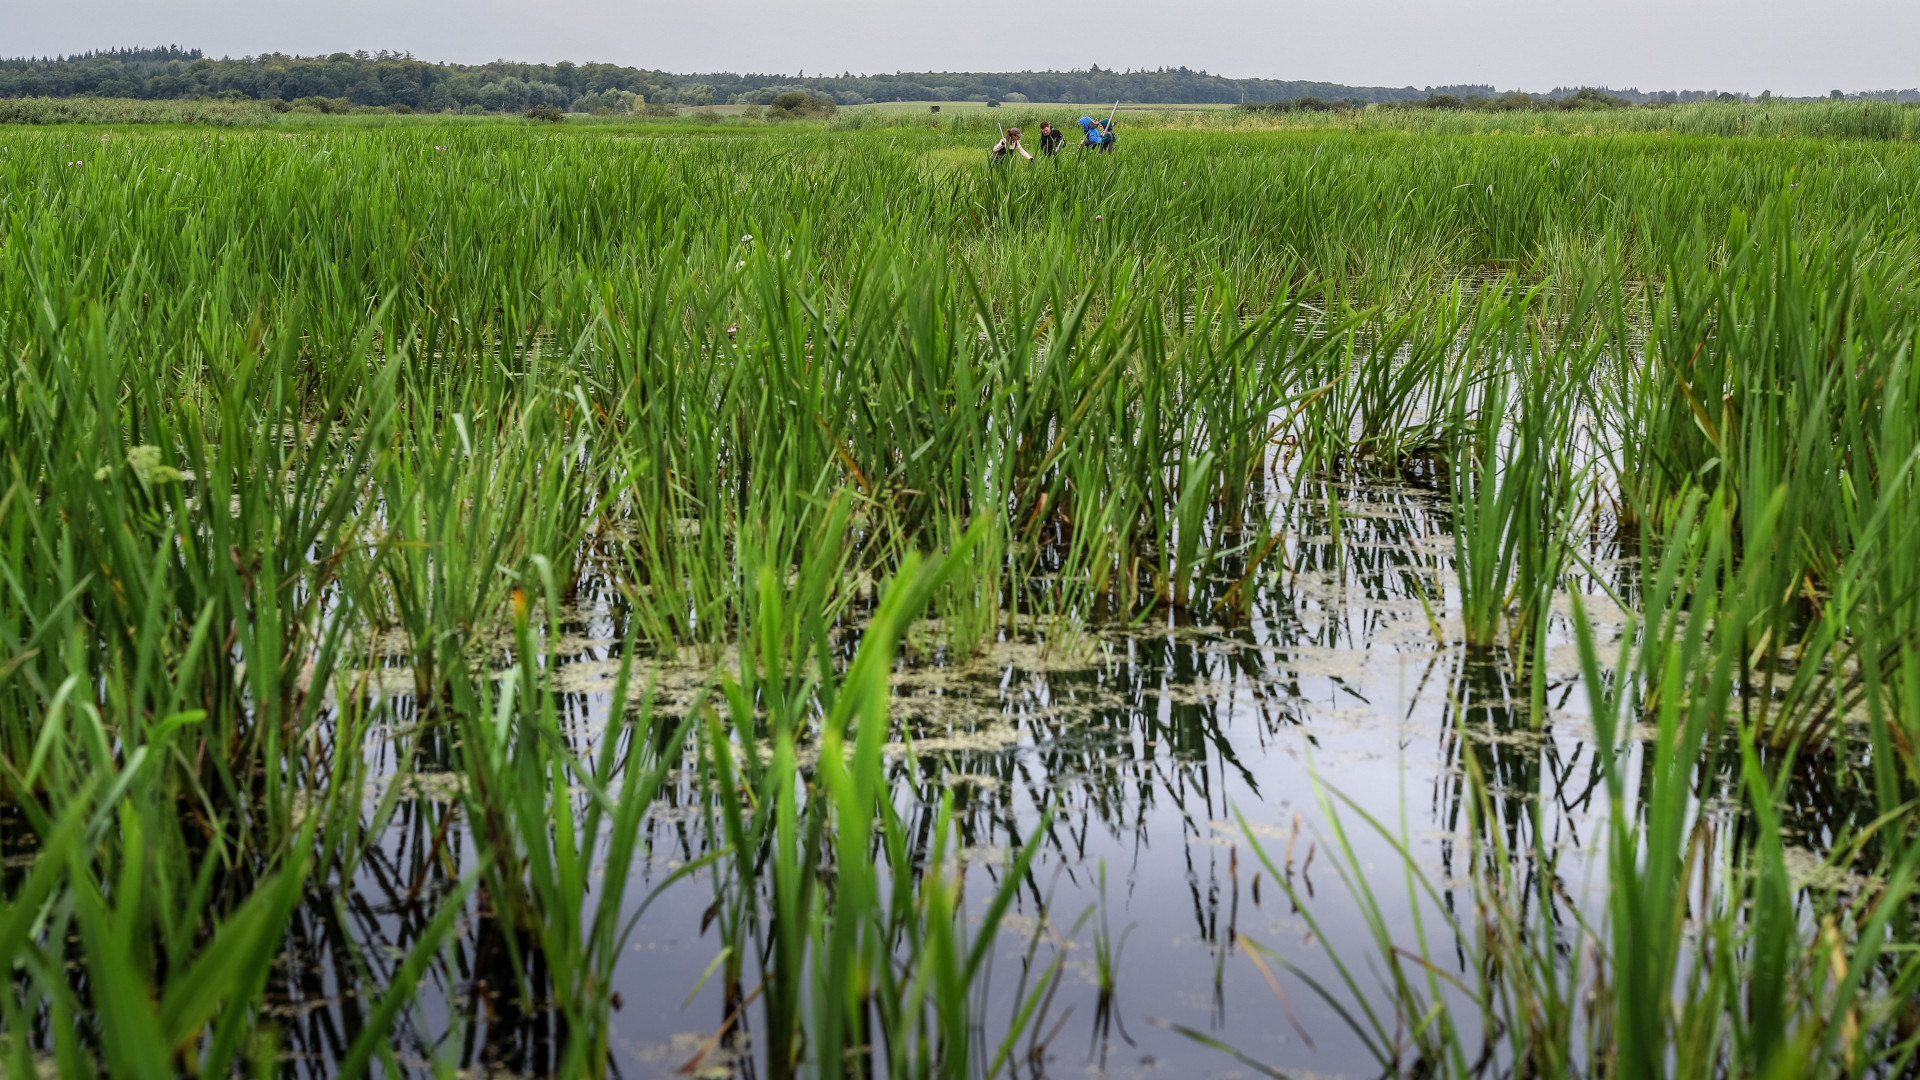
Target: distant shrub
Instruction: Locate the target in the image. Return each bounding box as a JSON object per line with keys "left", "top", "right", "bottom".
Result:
{"left": 1238, "top": 96, "right": 1358, "bottom": 114}
{"left": 570, "top": 88, "right": 637, "bottom": 115}
{"left": 1556, "top": 87, "right": 1627, "bottom": 111}
{"left": 290, "top": 96, "right": 353, "bottom": 115}
{"left": 768, "top": 91, "right": 836, "bottom": 119}
{"left": 525, "top": 105, "right": 564, "bottom": 123}
{"left": 1481, "top": 92, "right": 1544, "bottom": 112}
{"left": 1421, "top": 89, "right": 1621, "bottom": 113}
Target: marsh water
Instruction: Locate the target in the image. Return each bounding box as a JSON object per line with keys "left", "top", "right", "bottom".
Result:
{"left": 252, "top": 476, "right": 1870, "bottom": 1080}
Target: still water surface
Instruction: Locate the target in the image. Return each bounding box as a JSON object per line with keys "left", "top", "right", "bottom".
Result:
{"left": 263, "top": 478, "right": 1862, "bottom": 1079}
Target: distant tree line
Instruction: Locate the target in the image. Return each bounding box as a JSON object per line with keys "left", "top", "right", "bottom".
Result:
{"left": 721, "top": 67, "right": 1504, "bottom": 107}
{"left": 0, "top": 47, "right": 700, "bottom": 114}
{"left": 0, "top": 51, "right": 1548, "bottom": 111}
{"left": 0, "top": 51, "right": 1499, "bottom": 109}
{"left": 4, "top": 49, "right": 1918, "bottom": 112}
{"left": 1244, "top": 87, "right": 1643, "bottom": 114}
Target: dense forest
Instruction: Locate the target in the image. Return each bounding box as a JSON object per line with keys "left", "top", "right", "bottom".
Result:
{"left": 3, "top": 47, "right": 1916, "bottom": 111}
{"left": 0, "top": 47, "right": 1490, "bottom": 110}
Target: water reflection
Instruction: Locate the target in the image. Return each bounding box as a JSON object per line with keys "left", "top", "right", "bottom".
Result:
{"left": 207, "top": 477, "right": 1876, "bottom": 1078}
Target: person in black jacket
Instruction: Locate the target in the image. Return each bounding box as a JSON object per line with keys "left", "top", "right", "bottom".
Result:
{"left": 1036, "top": 121, "right": 1065, "bottom": 157}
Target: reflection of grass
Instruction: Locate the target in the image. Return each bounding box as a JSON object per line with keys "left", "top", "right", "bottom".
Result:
{"left": 1190, "top": 478, "right": 1920, "bottom": 1078}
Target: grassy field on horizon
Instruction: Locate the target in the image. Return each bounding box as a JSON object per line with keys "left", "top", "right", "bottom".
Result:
{"left": 8, "top": 92, "right": 1920, "bottom": 140}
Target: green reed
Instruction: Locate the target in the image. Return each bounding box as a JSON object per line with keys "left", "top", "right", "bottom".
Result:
{"left": 7, "top": 118, "right": 1920, "bottom": 1078}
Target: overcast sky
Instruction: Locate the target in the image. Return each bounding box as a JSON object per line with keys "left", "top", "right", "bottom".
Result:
{"left": 10, "top": 0, "right": 1916, "bottom": 98}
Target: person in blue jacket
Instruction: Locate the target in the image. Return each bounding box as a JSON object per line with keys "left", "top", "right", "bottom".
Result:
{"left": 1077, "top": 116, "right": 1107, "bottom": 150}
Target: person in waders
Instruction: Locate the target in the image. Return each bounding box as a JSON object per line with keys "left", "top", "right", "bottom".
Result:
{"left": 1037, "top": 121, "right": 1065, "bottom": 157}
{"left": 1077, "top": 116, "right": 1109, "bottom": 151}
{"left": 990, "top": 127, "right": 1033, "bottom": 164}
{"left": 1095, "top": 115, "right": 1117, "bottom": 153}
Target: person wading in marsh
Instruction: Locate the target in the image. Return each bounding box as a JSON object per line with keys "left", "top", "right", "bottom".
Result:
{"left": 1036, "top": 121, "right": 1065, "bottom": 157}
{"left": 1077, "top": 116, "right": 1111, "bottom": 152}
{"left": 990, "top": 126, "right": 1033, "bottom": 164}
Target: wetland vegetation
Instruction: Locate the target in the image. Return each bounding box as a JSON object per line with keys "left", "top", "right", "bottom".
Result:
{"left": 5, "top": 121, "right": 1920, "bottom": 1078}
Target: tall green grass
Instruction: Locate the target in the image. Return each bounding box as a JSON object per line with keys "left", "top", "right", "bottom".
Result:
{"left": 12, "top": 122, "right": 1920, "bottom": 314}
{"left": 6, "top": 120, "right": 1920, "bottom": 1077}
